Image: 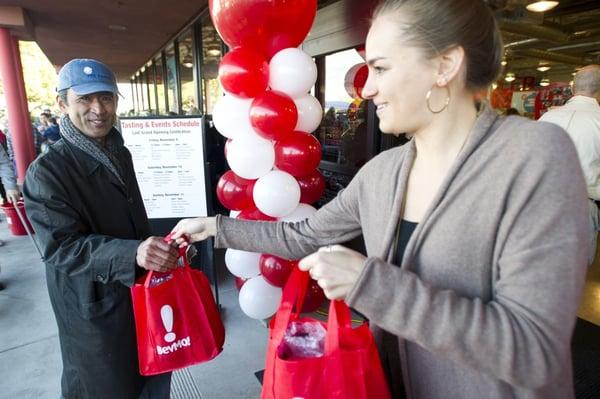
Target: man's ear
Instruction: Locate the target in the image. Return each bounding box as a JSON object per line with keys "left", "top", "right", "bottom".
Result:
{"left": 57, "top": 95, "right": 67, "bottom": 114}
{"left": 436, "top": 45, "right": 466, "bottom": 86}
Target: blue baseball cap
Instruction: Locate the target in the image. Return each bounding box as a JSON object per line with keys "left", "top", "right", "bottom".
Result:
{"left": 57, "top": 58, "right": 119, "bottom": 95}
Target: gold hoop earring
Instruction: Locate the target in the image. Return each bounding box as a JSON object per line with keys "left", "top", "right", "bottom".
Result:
{"left": 426, "top": 84, "right": 451, "bottom": 114}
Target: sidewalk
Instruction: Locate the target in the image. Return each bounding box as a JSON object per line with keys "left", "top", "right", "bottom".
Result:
{"left": 0, "top": 215, "right": 266, "bottom": 399}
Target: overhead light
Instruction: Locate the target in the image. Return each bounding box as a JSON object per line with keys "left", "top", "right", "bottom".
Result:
{"left": 206, "top": 48, "right": 221, "bottom": 57}
{"left": 182, "top": 54, "right": 193, "bottom": 68}
{"left": 526, "top": 1, "right": 559, "bottom": 13}
{"left": 505, "top": 72, "right": 516, "bottom": 82}
{"left": 501, "top": 60, "right": 507, "bottom": 66}
{"left": 492, "top": 83, "right": 498, "bottom": 90}
{"left": 537, "top": 65, "right": 551, "bottom": 72}
{"left": 540, "top": 78, "right": 550, "bottom": 86}
{"left": 569, "top": 80, "right": 574, "bottom": 86}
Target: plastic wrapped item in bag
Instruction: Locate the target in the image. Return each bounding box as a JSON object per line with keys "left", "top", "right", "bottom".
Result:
{"left": 147, "top": 272, "right": 174, "bottom": 287}
{"left": 277, "top": 320, "right": 327, "bottom": 360}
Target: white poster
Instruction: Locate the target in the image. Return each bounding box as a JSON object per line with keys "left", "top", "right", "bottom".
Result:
{"left": 120, "top": 117, "right": 208, "bottom": 219}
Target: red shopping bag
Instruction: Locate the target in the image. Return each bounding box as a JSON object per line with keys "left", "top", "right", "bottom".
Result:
{"left": 261, "top": 268, "right": 391, "bottom": 399}
{"left": 131, "top": 244, "right": 225, "bottom": 376}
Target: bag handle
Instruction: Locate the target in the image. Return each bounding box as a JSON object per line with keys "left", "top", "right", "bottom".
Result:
{"left": 325, "top": 300, "right": 352, "bottom": 354}
{"left": 271, "top": 266, "right": 310, "bottom": 345}
{"left": 142, "top": 235, "right": 187, "bottom": 288}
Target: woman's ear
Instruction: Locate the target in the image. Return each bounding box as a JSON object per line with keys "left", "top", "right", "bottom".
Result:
{"left": 436, "top": 46, "right": 466, "bottom": 86}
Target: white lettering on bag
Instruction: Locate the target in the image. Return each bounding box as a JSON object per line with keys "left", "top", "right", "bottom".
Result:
{"left": 155, "top": 304, "right": 191, "bottom": 355}
{"left": 156, "top": 336, "right": 192, "bottom": 355}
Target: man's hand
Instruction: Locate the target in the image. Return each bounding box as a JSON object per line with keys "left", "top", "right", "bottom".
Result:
{"left": 136, "top": 237, "right": 179, "bottom": 272}
{"left": 6, "top": 189, "right": 20, "bottom": 204}
{"left": 170, "top": 217, "right": 217, "bottom": 247}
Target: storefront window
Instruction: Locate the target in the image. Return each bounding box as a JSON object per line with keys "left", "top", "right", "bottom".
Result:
{"left": 178, "top": 29, "right": 200, "bottom": 115}
{"left": 165, "top": 44, "right": 179, "bottom": 114}
{"left": 140, "top": 68, "right": 149, "bottom": 115}
{"left": 155, "top": 55, "right": 166, "bottom": 115}
{"left": 135, "top": 74, "right": 144, "bottom": 113}
{"left": 147, "top": 62, "right": 156, "bottom": 114}
{"left": 130, "top": 78, "right": 137, "bottom": 113}
{"left": 317, "top": 48, "right": 367, "bottom": 170}
{"left": 201, "top": 14, "right": 224, "bottom": 115}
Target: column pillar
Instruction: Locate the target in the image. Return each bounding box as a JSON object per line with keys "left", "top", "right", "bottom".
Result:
{"left": 10, "top": 37, "right": 35, "bottom": 159}
{"left": 0, "top": 27, "right": 35, "bottom": 184}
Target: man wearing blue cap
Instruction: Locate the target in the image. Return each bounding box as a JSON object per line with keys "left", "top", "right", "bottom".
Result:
{"left": 23, "top": 59, "right": 177, "bottom": 398}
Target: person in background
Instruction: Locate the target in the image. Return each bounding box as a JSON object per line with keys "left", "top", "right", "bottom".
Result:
{"left": 171, "top": 0, "right": 589, "bottom": 398}
{"left": 5, "top": 124, "right": 44, "bottom": 161}
{"left": 41, "top": 116, "right": 61, "bottom": 150}
{"left": 37, "top": 111, "right": 52, "bottom": 134}
{"left": 539, "top": 65, "right": 600, "bottom": 264}
{"left": 23, "top": 58, "right": 177, "bottom": 398}
{"left": 0, "top": 143, "right": 20, "bottom": 287}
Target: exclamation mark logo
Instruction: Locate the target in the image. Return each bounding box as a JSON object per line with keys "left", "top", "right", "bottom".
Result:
{"left": 161, "top": 305, "right": 177, "bottom": 343}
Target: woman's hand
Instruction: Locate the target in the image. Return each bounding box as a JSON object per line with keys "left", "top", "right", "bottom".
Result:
{"left": 170, "top": 217, "right": 217, "bottom": 247}
{"left": 298, "top": 245, "right": 367, "bottom": 300}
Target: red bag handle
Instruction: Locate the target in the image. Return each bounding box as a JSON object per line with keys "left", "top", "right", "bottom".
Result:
{"left": 325, "top": 300, "right": 352, "bottom": 354}
{"left": 271, "top": 266, "right": 311, "bottom": 346}
{"left": 142, "top": 235, "right": 187, "bottom": 288}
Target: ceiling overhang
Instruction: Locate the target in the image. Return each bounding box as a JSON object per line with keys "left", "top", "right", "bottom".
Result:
{"left": 0, "top": 0, "right": 208, "bottom": 81}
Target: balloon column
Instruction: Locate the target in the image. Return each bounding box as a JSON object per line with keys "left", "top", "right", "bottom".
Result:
{"left": 210, "top": 0, "right": 326, "bottom": 320}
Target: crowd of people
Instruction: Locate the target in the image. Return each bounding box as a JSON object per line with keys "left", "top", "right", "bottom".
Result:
{"left": 0, "top": 0, "right": 598, "bottom": 398}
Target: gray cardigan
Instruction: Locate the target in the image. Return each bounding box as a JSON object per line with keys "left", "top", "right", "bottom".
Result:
{"left": 216, "top": 107, "right": 589, "bottom": 398}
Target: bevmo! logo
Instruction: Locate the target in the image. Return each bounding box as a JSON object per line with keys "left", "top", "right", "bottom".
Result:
{"left": 156, "top": 305, "right": 191, "bottom": 355}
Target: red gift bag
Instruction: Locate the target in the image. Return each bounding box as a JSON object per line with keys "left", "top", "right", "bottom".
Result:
{"left": 131, "top": 245, "right": 225, "bottom": 376}
{"left": 261, "top": 268, "right": 391, "bottom": 399}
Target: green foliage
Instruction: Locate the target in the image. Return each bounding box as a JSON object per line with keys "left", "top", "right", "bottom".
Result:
{"left": 0, "top": 41, "right": 58, "bottom": 128}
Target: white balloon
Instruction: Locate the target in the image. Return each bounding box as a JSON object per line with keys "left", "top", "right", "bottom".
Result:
{"left": 229, "top": 210, "right": 241, "bottom": 219}
{"left": 212, "top": 94, "right": 255, "bottom": 140}
{"left": 226, "top": 135, "right": 275, "bottom": 180}
{"left": 294, "top": 95, "right": 323, "bottom": 133}
{"left": 253, "top": 170, "right": 301, "bottom": 218}
{"left": 224, "top": 248, "right": 261, "bottom": 278}
{"left": 269, "top": 48, "right": 317, "bottom": 99}
{"left": 279, "top": 203, "right": 317, "bottom": 222}
{"left": 239, "top": 276, "right": 282, "bottom": 319}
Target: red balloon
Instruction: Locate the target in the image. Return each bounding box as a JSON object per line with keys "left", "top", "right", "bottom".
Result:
{"left": 218, "top": 47, "right": 269, "bottom": 98}
{"left": 259, "top": 255, "right": 296, "bottom": 287}
{"left": 209, "top": 0, "right": 317, "bottom": 60}
{"left": 301, "top": 278, "right": 326, "bottom": 313}
{"left": 238, "top": 206, "right": 276, "bottom": 221}
{"left": 296, "top": 169, "right": 326, "bottom": 204}
{"left": 234, "top": 276, "right": 248, "bottom": 291}
{"left": 344, "top": 64, "right": 369, "bottom": 99}
{"left": 275, "top": 131, "right": 321, "bottom": 177}
{"left": 216, "top": 170, "right": 256, "bottom": 211}
{"left": 250, "top": 90, "right": 298, "bottom": 141}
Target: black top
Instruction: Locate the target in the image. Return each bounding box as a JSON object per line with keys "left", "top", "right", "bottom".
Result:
{"left": 395, "top": 219, "right": 418, "bottom": 266}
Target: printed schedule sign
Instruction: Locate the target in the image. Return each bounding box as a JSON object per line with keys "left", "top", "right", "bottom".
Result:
{"left": 120, "top": 117, "right": 208, "bottom": 219}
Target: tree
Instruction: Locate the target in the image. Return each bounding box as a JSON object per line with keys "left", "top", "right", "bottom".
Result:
{"left": 0, "top": 41, "right": 57, "bottom": 128}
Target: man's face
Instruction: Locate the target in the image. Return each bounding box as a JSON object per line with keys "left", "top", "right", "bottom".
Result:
{"left": 58, "top": 89, "right": 117, "bottom": 142}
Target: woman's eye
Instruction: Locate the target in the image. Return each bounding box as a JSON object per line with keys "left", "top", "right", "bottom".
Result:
{"left": 373, "top": 66, "right": 386, "bottom": 74}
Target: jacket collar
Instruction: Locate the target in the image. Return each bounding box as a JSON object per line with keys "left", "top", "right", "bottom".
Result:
{"left": 61, "top": 134, "right": 127, "bottom": 190}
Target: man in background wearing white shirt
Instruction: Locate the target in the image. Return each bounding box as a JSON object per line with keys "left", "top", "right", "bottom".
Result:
{"left": 540, "top": 65, "right": 600, "bottom": 264}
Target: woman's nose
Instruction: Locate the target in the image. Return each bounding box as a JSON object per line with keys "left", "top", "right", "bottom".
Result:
{"left": 361, "top": 71, "right": 377, "bottom": 99}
